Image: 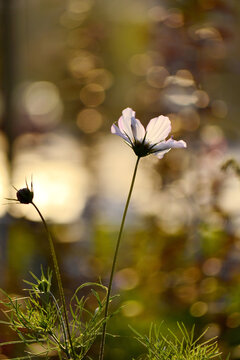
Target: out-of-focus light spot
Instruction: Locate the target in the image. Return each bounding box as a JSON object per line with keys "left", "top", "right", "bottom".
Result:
{"left": 202, "top": 258, "right": 222, "bottom": 276}
{"left": 218, "top": 176, "right": 240, "bottom": 215}
{"left": 165, "top": 70, "right": 195, "bottom": 87}
{"left": 203, "top": 323, "right": 221, "bottom": 339}
{"left": 148, "top": 6, "right": 168, "bottom": 22}
{"left": 68, "top": 0, "right": 93, "bottom": 14}
{"left": 200, "top": 125, "right": 224, "bottom": 146}
{"left": 164, "top": 9, "right": 184, "bottom": 28}
{"left": 80, "top": 84, "right": 105, "bottom": 107}
{"left": 68, "top": 53, "right": 95, "bottom": 78}
{"left": 122, "top": 300, "right": 143, "bottom": 317}
{"left": 232, "top": 345, "right": 240, "bottom": 358}
{"left": 226, "top": 312, "right": 240, "bottom": 328}
{"left": 167, "top": 113, "right": 182, "bottom": 132}
{"left": 183, "top": 267, "right": 201, "bottom": 283}
{"left": 200, "top": 277, "right": 218, "bottom": 294}
{"left": 97, "top": 136, "right": 158, "bottom": 222}
{"left": 211, "top": 99, "right": 228, "bottom": 118}
{"left": 77, "top": 108, "right": 103, "bottom": 133}
{"left": 129, "top": 53, "right": 152, "bottom": 76}
{"left": 10, "top": 133, "right": 89, "bottom": 224}
{"left": 166, "top": 91, "right": 197, "bottom": 106}
{"left": 115, "top": 268, "right": 139, "bottom": 290}
{"left": 175, "top": 285, "right": 198, "bottom": 303}
{"left": 190, "top": 301, "right": 208, "bottom": 317}
{"left": 194, "top": 26, "right": 222, "bottom": 41}
{"left": 146, "top": 66, "right": 169, "bottom": 88}
{"left": 23, "top": 82, "right": 63, "bottom": 127}
{"left": 157, "top": 194, "right": 191, "bottom": 234}
{"left": 194, "top": 90, "right": 210, "bottom": 108}
{"left": 85, "top": 68, "right": 113, "bottom": 89}
{"left": 176, "top": 69, "right": 194, "bottom": 84}
{"left": 179, "top": 108, "right": 200, "bottom": 131}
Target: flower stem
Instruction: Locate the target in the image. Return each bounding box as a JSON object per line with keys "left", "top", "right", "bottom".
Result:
{"left": 31, "top": 202, "right": 75, "bottom": 360}
{"left": 99, "top": 156, "right": 140, "bottom": 360}
{"left": 49, "top": 291, "right": 70, "bottom": 358}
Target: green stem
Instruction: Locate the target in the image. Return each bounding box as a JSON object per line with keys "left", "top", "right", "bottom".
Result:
{"left": 99, "top": 156, "right": 140, "bottom": 360}
{"left": 31, "top": 202, "right": 75, "bottom": 360}
{"left": 49, "top": 291, "right": 69, "bottom": 357}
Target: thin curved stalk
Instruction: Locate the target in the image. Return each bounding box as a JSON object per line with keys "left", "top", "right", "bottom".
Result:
{"left": 99, "top": 156, "right": 140, "bottom": 360}
{"left": 49, "top": 291, "right": 69, "bottom": 356}
{"left": 31, "top": 202, "right": 75, "bottom": 360}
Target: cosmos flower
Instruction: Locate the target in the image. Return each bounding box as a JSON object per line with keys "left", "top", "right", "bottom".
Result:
{"left": 111, "top": 108, "right": 187, "bottom": 158}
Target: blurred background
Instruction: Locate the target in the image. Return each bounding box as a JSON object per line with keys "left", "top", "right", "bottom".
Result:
{"left": 1, "top": 0, "right": 240, "bottom": 358}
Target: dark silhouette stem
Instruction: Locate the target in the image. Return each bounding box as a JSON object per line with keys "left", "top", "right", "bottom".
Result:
{"left": 99, "top": 157, "right": 140, "bottom": 360}
{"left": 31, "top": 202, "right": 75, "bottom": 360}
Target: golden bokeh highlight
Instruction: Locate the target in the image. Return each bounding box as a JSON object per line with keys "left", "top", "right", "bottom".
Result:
{"left": 200, "top": 277, "right": 218, "bottom": 294}
{"left": 129, "top": 53, "right": 152, "bottom": 76}
{"left": 226, "top": 312, "right": 240, "bottom": 328}
{"left": 194, "top": 90, "right": 210, "bottom": 108}
{"left": 23, "top": 81, "right": 63, "bottom": 127}
{"left": 10, "top": 133, "right": 89, "bottom": 224}
{"left": 194, "top": 26, "right": 222, "bottom": 41}
{"left": 146, "top": 66, "right": 169, "bottom": 88}
{"left": 200, "top": 125, "right": 224, "bottom": 146}
{"left": 202, "top": 258, "right": 222, "bottom": 276}
{"left": 85, "top": 68, "right": 113, "bottom": 90}
{"left": 67, "top": 0, "right": 94, "bottom": 15}
{"left": 164, "top": 9, "right": 184, "bottom": 28}
{"left": 121, "top": 300, "right": 144, "bottom": 317}
{"left": 148, "top": 6, "right": 168, "bottom": 22}
{"left": 115, "top": 268, "right": 139, "bottom": 290}
{"left": 190, "top": 301, "right": 208, "bottom": 317}
{"left": 80, "top": 84, "right": 105, "bottom": 107}
{"left": 68, "top": 53, "right": 95, "bottom": 78}
{"left": 179, "top": 108, "right": 200, "bottom": 132}
{"left": 77, "top": 108, "right": 103, "bottom": 133}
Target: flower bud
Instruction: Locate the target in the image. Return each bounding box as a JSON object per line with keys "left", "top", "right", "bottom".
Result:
{"left": 16, "top": 187, "right": 34, "bottom": 204}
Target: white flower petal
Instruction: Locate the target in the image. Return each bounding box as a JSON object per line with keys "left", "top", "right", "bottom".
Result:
{"left": 111, "top": 124, "right": 132, "bottom": 144}
{"left": 153, "top": 138, "right": 187, "bottom": 158}
{"left": 118, "top": 108, "right": 136, "bottom": 142}
{"left": 131, "top": 118, "right": 146, "bottom": 142}
{"left": 111, "top": 107, "right": 187, "bottom": 160}
{"left": 154, "top": 148, "right": 171, "bottom": 159}
{"left": 146, "top": 116, "right": 171, "bottom": 144}
{"left": 165, "top": 138, "right": 187, "bottom": 149}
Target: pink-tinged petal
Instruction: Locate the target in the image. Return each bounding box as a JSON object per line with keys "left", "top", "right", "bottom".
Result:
{"left": 145, "top": 116, "right": 171, "bottom": 144}
{"left": 131, "top": 118, "right": 146, "bottom": 142}
{"left": 118, "top": 108, "right": 136, "bottom": 142}
{"left": 111, "top": 124, "right": 132, "bottom": 144}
